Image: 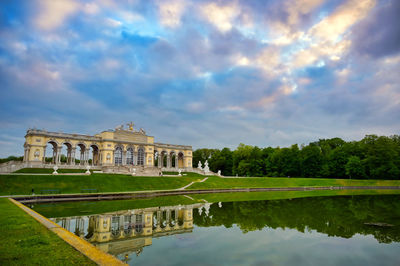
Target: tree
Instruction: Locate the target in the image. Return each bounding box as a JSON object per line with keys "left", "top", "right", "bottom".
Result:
{"left": 345, "top": 156, "right": 366, "bottom": 179}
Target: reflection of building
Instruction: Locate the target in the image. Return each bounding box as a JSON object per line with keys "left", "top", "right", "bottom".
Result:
{"left": 51, "top": 203, "right": 205, "bottom": 256}
{"left": 22, "top": 125, "right": 193, "bottom": 174}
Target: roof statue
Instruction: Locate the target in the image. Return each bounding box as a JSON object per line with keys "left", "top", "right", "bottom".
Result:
{"left": 127, "top": 122, "right": 134, "bottom": 131}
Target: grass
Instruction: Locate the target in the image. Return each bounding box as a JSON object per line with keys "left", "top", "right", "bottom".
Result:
{"left": 162, "top": 171, "right": 204, "bottom": 177}
{"left": 189, "top": 176, "right": 400, "bottom": 189}
{"left": 0, "top": 173, "right": 199, "bottom": 195}
{"left": 1, "top": 173, "right": 400, "bottom": 196}
{"left": 14, "top": 168, "right": 89, "bottom": 174}
{"left": 0, "top": 198, "right": 95, "bottom": 265}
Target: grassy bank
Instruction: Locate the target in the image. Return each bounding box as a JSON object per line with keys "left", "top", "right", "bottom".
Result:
{"left": 0, "top": 174, "right": 200, "bottom": 195}
{"left": 0, "top": 198, "right": 95, "bottom": 265}
{"left": 189, "top": 176, "right": 400, "bottom": 189}
{"left": 1, "top": 173, "right": 400, "bottom": 196}
{"left": 14, "top": 168, "right": 89, "bottom": 174}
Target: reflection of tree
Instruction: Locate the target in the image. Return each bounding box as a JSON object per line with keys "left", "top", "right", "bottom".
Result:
{"left": 193, "top": 195, "right": 400, "bottom": 243}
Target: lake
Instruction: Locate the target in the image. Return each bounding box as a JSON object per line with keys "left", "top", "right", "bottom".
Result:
{"left": 31, "top": 192, "right": 400, "bottom": 265}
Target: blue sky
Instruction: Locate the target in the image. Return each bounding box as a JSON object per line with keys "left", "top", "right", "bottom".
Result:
{"left": 0, "top": 0, "right": 399, "bottom": 157}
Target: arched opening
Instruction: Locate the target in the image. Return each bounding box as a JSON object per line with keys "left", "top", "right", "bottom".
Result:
{"left": 126, "top": 147, "right": 134, "bottom": 165}
{"left": 134, "top": 214, "right": 144, "bottom": 234}
{"left": 44, "top": 140, "right": 58, "bottom": 164}
{"left": 137, "top": 147, "right": 145, "bottom": 166}
{"left": 114, "top": 146, "right": 123, "bottom": 166}
{"left": 75, "top": 143, "right": 87, "bottom": 165}
{"left": 154, "top": 151, "right": 159, "bottom": 167}
{"left": 111, "top": 216, "right": 120, "bottom": 238}
{"left": 90, "top": 144, "right": 99, "bottom": 166}
{"left": 170, "top": 151, "right": 176, "bottom": 168}
{"left": 178, "top": 152, "right": 184, "bottom": 168}
{"left": 160, "top": 151, "right": 168, "bottom": 168}
{"left": 61, "top": 142, "right": 73, "bottom": 165}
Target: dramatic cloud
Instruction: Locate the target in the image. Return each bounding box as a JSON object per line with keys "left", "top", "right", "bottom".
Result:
{"left": 0, "top": 0, "right": 399, "bottom": 157}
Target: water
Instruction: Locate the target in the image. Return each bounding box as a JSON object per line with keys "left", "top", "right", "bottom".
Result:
{"left": 32, "top": 194, "right": 400, "bottom": 265}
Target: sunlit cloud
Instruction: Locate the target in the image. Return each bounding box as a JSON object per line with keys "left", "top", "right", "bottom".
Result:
{"left": 35, "top": 0, "right": 79, "bottom": 30}
{"left": 200, "top": 2, "right": 240, "bottom": 32}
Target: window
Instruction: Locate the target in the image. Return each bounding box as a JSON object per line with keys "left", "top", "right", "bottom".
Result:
{"left": 137, "top": 148, "right": 145, "bottom": 165}
{"left": 126, "top": 148, "right": 134, "bottom": 165}
{"left": 114, "top": 147, "right": 123, "bottom": 165}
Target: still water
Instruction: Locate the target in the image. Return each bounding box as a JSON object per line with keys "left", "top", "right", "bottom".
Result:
{"left": 32, "top": 194, "right": 400, "bottom": 265}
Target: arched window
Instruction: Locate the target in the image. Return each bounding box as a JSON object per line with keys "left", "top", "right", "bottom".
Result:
{"left": 137, "top": 148, "right": 145, "bottom": 165}
{"left": 126, "top": 147, "right": 134, "bottom": 165}
{"left": 114, "top": 147, "right": 122, "bottom": 165}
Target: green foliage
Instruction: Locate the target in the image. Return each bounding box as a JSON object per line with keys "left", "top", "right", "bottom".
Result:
{"left": 0, "top": 156, "right": 23, "bottom": 163}
{"left": 194, "top": 135, "right": 400, "bottom": 179}
{"left": 346, "top": 156, "right": 366, "bottom": 179}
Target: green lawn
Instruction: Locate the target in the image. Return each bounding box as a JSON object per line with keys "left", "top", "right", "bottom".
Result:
{"left": 0, "top": 174, "right": 200, "bottom": 195}
{"left": 189, "top": 176, "right": 400, "bottom": 189}
{"left": 1, "top": 173, "right": 400, "bottom": 196}
{"left": 0, "top": 198, "right": 95, "bottom": 265}
{"left": 14, "top": 168, "right": 89, "bottom": 174}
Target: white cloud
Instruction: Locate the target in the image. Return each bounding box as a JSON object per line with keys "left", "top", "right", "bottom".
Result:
{"left": 309, "top": 0, "right": 376, "bottom": 42}
{"left": 157, "top": 0, "right": 186, "bottom": 28}
{"left": 35, "top": 0, "right": 79, "bottom": 30}
{"left": 200, "top": 2, "right": 240, "bottom": 32}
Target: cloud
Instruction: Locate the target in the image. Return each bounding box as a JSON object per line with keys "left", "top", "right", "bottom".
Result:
{"left": 157, "top": 0, "right": 186, "bottom": 28}
{"left": 309, "top": 0, "right": 375, "bottom": 42}
{"left": 1, "top": 0, "right": 400, "bottom": 157}
{"left": 200, "top": 2, "right": 240, "bottom": 32}
{"left": 351, "top": 0, "right": 400, "bottom": 58}
{"left": 35, "top": 0, "right": 79, "bottom": 30}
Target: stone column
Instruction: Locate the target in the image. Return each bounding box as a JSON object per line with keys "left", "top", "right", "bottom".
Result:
{"left": 175, "top": 156, "right": 178, "bottom": 169}
{"left": 167, "top": 154, "right": 171, "bottom": 168}
{"left": 71, "top": 148, "right": 76, "bottom": 165}
{"left": 56, "top": 147, "right": 62, "bottom": 165}
{"left": 157, "top": 154, "right": 162, "bottom": 168}
{"left": 42, "top": 146, "right": 46, "bottom": 163}
{"left": 122, "top": 150, "right": 127, "bottom": 166}
{"left": 156, "top": 211, "right": 161, "bottom": 229}
{"left": 133, "top": 152, "right": 138, "bottom": 166}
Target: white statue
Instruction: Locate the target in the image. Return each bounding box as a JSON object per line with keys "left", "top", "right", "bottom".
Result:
{"left": 85, "top": 165, "right": 91, "bottom": 175}
{"left": 178, "top": 169, "right": 182, "bottom": 176}
{"left": 217, "top": 170, "right": 221, "bottom": 176}
{"left": 131, "top": 168, "right": 136, "bottom": 176}
{"left": 116, "top": 124, "right": 124, "bottom": 130}
{"left": 218, "top": 202, "right": 222, "bottom": 208}
{"left": 139, "top": 128, "right": 146, "bottom": 135}
{"left": 197, "top": 161, "right": 203, "bottom": 170}
{"left": 203, "top": 160, "right": 210, "bottom": 173}
{"left": 52, "top": 165, "right": 58, "bottom": 175}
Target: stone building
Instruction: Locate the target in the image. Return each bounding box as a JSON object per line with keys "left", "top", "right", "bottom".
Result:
{"left": 22, "top": 124, "right": 193, "bottom": 174}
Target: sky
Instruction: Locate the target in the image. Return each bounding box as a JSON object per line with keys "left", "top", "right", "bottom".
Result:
{"left": 0, "top": 0, "right": 399, "bottom": 157}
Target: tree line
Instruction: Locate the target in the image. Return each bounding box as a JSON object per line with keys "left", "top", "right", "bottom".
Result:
{"left": 192, "top": 135, "right": 400, "bottom": 179}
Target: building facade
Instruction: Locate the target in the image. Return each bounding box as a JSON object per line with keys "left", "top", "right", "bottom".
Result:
{"left": 23, "top": 126, "right": 193, "bottom": 170}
